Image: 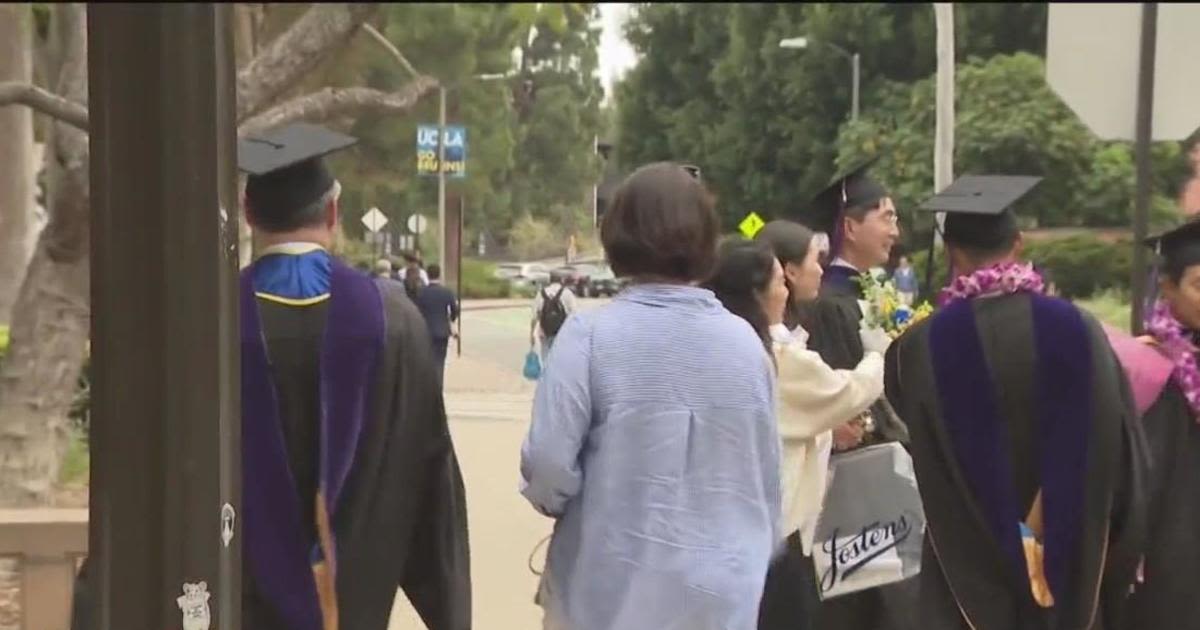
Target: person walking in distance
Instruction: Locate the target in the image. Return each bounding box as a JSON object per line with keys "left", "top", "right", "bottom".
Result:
{"left": 531, "top": 269, "right": 577, "bottom": 363}
{"left": 414, "top": 264, "right": 460, "bottom": 386}
{"left": 892, "top": 255, "right": 918, "bottom": 306}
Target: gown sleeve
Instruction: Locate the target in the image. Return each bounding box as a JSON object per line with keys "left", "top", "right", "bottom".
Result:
{"left": 1088, "top": 319, "right": 1150, "bottom": 614}
{"left": 398, "top": 321, "right": 472, "bottom": 630}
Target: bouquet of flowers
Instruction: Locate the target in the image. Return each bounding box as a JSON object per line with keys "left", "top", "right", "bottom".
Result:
{"left": 855, "top": 271, "right": 934, "bottom": 339}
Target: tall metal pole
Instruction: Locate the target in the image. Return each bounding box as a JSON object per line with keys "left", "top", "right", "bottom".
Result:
{"left": 437, "top": 85, "right": 447, "bottom": 274}
{"left": 89, "top": 4, "right": 240, "bottom": 628}
{"left": 1131, "top": 2, "right": 1158, "bottom": 335}
{"left": 928, "top": 3, "right": 955, "bottom": 296}
{"left": 850, "top": 53, "right": 861, "bottom": 122}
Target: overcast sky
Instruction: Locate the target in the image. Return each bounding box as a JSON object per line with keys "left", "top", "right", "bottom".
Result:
{"left": 597, "top": 3, "right": 638, "bottom": 101}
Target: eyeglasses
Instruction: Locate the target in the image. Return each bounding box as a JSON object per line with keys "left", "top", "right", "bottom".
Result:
{"left": 680, "top": 164, "right": 701, "bottom": 180}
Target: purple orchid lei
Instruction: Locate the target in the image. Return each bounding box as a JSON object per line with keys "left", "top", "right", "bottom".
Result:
{"left": 938, "top": 261, "right": 1046, "bottom": 307}
{"left": 1143, "top": 299, "right": 1200, "bottom": 418}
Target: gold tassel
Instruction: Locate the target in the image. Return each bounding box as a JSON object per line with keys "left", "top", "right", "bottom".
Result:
{"left": 1023, "top": 491, "right": 1055, "bottom": 608}
{"left": 313, "top": 493, "right": 340, "bottom": 630}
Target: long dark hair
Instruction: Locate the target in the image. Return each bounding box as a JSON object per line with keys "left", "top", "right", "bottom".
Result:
{"left": 755, "top": 220, "right": 816, "bottom": 329}
{"left": 704, "top": 238, "right": 777, "bottom": 357}
{"left": 403, "top": 266, "right": 422, "bottom": 300}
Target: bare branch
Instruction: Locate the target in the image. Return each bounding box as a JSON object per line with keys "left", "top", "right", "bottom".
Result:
{"left": 236, "top": 3, "right": 378, "bottom": 122}
{"left": 0, "top": 82, "right": 87, "bottom": 131}
{"left": 362, "top": 24, "right": 421, "bottom": 80}
{"left": 239, "top": 75, "right": 439, "bottom": 137}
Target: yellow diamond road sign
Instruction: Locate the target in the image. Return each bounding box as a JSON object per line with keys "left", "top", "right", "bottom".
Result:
{"left": 739, "top": 212, "right": 765, "bottom": 239}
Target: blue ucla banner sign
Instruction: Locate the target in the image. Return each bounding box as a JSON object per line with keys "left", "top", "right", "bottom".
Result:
{"left": 416, "top": 124, "right": 467, "bottom": 178}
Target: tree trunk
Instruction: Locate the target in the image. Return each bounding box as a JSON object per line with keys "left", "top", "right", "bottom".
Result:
{"left": 0, "top": 1, "right": 430, "bottom": 502}
{"left": 234, "top": 4, "right": 256, "bottom": 267}
{"left": 0, "top": 2, "right": 89, "bottom": 507}
{"left": 0, "top": 5, "right": 34, "bottom": 324}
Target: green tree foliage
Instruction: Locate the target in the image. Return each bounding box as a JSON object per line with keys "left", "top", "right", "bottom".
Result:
{"left": 615, "top": 3, "right": 1053, "bottom": 230}
{"left": 838, "top": 53, "right": 1189, "bottom": 251}
{"left": 508, "top": 3, "right": 605, "bottom": 237}
{"left": 286, "top": 3, "right": 603, "bottom": 252}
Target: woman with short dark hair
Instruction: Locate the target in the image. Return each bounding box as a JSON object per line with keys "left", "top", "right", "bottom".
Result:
{"left": 521, "top": 162, "right": 782, "bottom": 630}
{"left": 708, "top": 234, "right": 888, "bottom": 630}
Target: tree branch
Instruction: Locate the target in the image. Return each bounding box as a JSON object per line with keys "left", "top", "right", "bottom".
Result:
{"left": 236, "top": 3, "right": 378, "bottom": 122}
{"left": 238, "top": 75, "right": 440, "bottom": 137}
{"left": 361, "top": 24, "right": 421, "bottom": 80}
{"left": 0, "top": 82, "right": 87, "bottom": 130}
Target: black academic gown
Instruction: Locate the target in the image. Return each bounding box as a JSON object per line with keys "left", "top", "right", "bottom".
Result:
{"left": 777, "top": 265, "right": 917, "bottom": 630}
{"left": 884, "top": 294, "right": 1147, "bottom": 630}
{"left": 243, "top": 278, "right": 471, "bottom": 630}
{"left": 69, "top": 279, "right": 471, "bottom": 630}
{"left": 1125, "top": 379, "right": 1200, "bottom": 629}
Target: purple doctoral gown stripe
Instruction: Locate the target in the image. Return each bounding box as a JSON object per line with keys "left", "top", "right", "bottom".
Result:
{"left": 1029, "top": 295, "right": 1092, "bottom": 605}
{"left": 241, "top": 258, "right": 384, "bottom": 630}
{"left": 929, "top": 299, "right": 1026, "bottom": 585}
{"left": 928, "top": 294, "right": 1093, "bottom": 607}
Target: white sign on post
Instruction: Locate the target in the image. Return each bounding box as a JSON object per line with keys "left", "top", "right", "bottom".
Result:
{"left": 361, "top": 207, "right": 388, "bottom": 233}
{"left": 1047, "top": 3, "right": 1200, "bottom": 141}
{"left": 407, "top": 214, "right": 428, "bottom": 235}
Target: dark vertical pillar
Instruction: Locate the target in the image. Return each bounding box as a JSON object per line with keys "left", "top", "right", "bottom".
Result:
{"left": 89, "top": 4, "right": 240, "bottom": 629}
{"left": 446, "top": 197, "right": 463, "bottom": 306}
{"left": 1130, "top": 2, "right": 1158, "bottom": 334}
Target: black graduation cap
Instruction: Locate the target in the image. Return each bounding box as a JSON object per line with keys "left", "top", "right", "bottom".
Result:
{"left": 804, "top": 156, "right": 888, "bottom": 234}
{"left": 1145, "top": 220, "right": 1200, "bottom": 274}
{"left": 919, "top": 175, "right": 1042, "bottom": 251}
{"left": 239, "top": 123, "right": 357, "bottom": 225}
{"left": 793, "top": 156, "right": 889, "bottom": 259}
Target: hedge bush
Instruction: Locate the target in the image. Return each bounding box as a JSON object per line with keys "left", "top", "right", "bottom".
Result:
{"left": 911, "top": 233, "right": 1134, "bottom": 302}
{"left": 1023, "top": 236, "right": 1133, "bottom": 299}
{"left": 461, "top": 258, "right": 512, "bottom": 299}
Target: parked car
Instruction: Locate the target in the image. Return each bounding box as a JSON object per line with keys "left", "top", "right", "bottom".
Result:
{"left": 581, "top": 264, "right": 623, "bottom": 297}
{"left": 554, "top": 263, "right": 623, "bottom": 297}
{"left": 494, "top": 262, "right": 551, "bottom": 288}
{"left": 552, "top": 265, "right": 592, "bottom": 296}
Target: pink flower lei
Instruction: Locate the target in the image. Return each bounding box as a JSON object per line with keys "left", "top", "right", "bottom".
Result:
{"left": 937, "top": 261, "right": 1045, "bottom": 307}
{"left": 1143, "top": 299, "right": 1200, "bottom": 418}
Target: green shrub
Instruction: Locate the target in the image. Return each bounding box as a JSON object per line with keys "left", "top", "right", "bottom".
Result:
{"left": 0, "top": 324, "right": 8, "bottom": 360}
{"left": 461, "top": 258, "right": 511, "bottom": 299}
{"left": 510, "top": 215, "right": 561, "bottom": 260}
{"left": 1075, "top": 289, "right": 1132, "bottom": 331}
{"left": 912, "top": 234, "right": 1133, "bottom": 302}
{"left": 909, "top": 247, "right": 949, "bottom": 305}
{"left": 1023, "top": 236, "right": 1132, "bottom": 299}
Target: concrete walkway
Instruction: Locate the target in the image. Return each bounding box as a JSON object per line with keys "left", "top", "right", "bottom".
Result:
{"left": 389, "top": 306, "right": 558, "bottom": 629}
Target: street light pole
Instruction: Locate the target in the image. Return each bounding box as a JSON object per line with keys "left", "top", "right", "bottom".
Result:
{"left": 436, "top": 72, "right": 514, "bottom": 276}
{"left": 437, "top": 85, "right": 447, "bottom": 275}
{"left": 780, "top": 36, "right": 860, "bottom": 122}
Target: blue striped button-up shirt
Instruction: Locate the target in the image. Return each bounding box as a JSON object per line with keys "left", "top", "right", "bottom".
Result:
{"left": 521, "top": 284, "right": 781, "bottom": 630}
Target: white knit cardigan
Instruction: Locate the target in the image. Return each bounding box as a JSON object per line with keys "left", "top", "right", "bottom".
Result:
{"left": 771, "top": 324, "right": 884, "bottom": 555}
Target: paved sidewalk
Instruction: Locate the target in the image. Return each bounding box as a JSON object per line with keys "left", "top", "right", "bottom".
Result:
{"left": 390, "top": 307, "right": 550, "bottom": 629}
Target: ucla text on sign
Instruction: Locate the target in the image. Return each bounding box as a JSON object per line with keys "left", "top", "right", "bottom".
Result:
{"left": 415, "top": 124, "right": 468, "bottom": 178}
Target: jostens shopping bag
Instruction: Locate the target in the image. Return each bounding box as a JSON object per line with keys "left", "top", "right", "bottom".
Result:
{"left": 812, "top": 442, "right": 925, "bottom": 600}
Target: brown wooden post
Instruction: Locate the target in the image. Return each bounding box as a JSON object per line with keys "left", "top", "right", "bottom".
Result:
{"left": 89, "top": 4, "right": 240, "bottom": 629}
